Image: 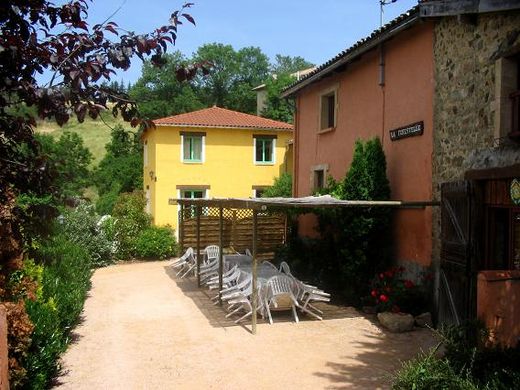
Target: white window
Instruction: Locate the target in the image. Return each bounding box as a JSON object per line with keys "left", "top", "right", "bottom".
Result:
{"left": 252, "top": 187, "right": 267, "bottom": 198}
{"left": 254, "top": 135, "right": 276, "bottom": 165}
{"left": 181, "top": 132, "right": 205, "bottom": 163}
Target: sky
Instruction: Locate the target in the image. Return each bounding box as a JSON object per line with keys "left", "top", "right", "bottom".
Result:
{"left": 84, "top": 0, "right": 420, "bottom": 84}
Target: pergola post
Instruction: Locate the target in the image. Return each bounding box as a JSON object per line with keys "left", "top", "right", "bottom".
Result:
{"left": 179, "top": 203, "right": 184, "bottom": 250}
{"left": 218, "top": 207, "right": 224, "bottom": 306}
{"left": 196, "top": 205, "right": 201, "bottom": 288}
{"left": 252, "top": 209, "right": 258, "bottom": 335}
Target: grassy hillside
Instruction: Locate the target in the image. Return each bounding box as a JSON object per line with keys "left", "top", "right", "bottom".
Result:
{"left": 36, "top": 111, "right": 131, "bottom": 166}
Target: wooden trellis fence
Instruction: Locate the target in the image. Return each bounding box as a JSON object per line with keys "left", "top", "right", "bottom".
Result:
{"left": 179, "top": 206, "right": 286, "bottom": 260}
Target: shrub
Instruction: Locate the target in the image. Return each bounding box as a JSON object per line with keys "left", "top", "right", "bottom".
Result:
{"left": 306, "top": 137, "right": 392, "bottom": 302}
{"left": 58, "top": 202, "right": 115, "bottom": 267}
{"left": 95, "top": 182, "right": 121, "bottom": 215}
{"left": 368, "top": 267, "right": 430, "bottom": 315}
{"left": 112, "top": 191, "right": 151, "bottom": 259}
{"left": 135, "top": 226, "right": 177, "bottom": 259}
{"left": 35, "top": 235, "right": 92, "bottom": 331}
{"left": 93, "top": 125, "right": 142, "bottom": 198}
{"left": 441, "top": 323, "right": 520, "bottom": 389}
{"left": 392, "top": 324, "right": 520, "bottom": 390}
{"left": 24, "top": 235, "right": 92, "bottom": 389}
{"left": 262, "top": 173, "right": 292, "bottom": 198}
{"left": 392, "top": 349, "right": 477, "bottom": 390}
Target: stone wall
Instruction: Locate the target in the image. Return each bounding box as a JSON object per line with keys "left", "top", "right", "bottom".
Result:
{"left": 431, "top": 11, "right": 520, "bottom": 264}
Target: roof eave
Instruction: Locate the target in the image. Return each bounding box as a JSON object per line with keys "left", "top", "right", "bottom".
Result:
{"left": 153, "top": 123, "right": 293, "bottom": 131}
{"left": 281, "top": 12, "right": 421, "bottom": 99}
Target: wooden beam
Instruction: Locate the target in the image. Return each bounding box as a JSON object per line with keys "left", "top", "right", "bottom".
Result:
{"left": 219, "top": 207, "right": 224, "bottom": 306}
{"left": 179, "top": 203, "right": 184, "bottom": 250}
{"left": 465, "top": 164, "right": 520, "bottom": 180}
{"left": 252, "top": 210, "right": 258, "bottom": 335}
{"left": 196, "top": 205, "right": 201, "bottom": 287}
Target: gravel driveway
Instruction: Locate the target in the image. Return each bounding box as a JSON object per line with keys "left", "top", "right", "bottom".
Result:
{"left": 55, "top": 260, "right": 436, "bottom": 389}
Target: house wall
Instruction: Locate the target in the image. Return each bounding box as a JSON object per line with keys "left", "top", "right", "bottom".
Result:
{"left": 431, "top": 12, "right": 520, "bottom": 271}
{"left": 143, "top": 127, "right": 157, "bottom": 223}
{"left": 294, "top": 22, "right": 435, "bottom": 267}
{"left": 143, "top": 126, "right": 292, "bottom": 232}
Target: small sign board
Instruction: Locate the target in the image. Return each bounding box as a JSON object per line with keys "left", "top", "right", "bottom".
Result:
{"left": 390, "top": 121, "right": 424, "bottom": 141}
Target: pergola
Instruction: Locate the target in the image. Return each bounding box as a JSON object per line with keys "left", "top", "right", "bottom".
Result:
{"left": 174, "top": 195, "right": 439, "bottom": 334}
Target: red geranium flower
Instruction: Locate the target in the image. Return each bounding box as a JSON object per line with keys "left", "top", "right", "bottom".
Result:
{"left": 370, "top": 289, "right": 378, "bottom": 297}
{"left": 379, "top": 294, "right": 389, "bottom": 303}
{"left": 404, "top": 280, "right": 414, "bottom": 289}
{"left": 379, "top": 273, "right": 385, "bottom": 280}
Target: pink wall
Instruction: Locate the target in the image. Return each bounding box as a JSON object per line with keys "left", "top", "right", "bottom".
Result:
{"left": 294, "top": 22, "right": 434, "bottom": 266}
{"left": 477, "top": 271, "right": 520, "bottom": 347}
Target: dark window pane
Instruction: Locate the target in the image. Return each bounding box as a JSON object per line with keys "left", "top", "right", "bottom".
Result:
{"left": 327, "top": 94, "right": 335, "bottom": 128}
{"left": 264, "top": 139, "right": 273, "bottom": 162}
{"left": 256, "top": 139, "right": 264, "bottom": 162}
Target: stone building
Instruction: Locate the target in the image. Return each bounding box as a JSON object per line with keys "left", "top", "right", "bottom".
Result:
{"left": 283, "top": 0, "right": 520, "bottom": 345}
{"left": 422, "top": 0, "right": 520, "bottom": 346}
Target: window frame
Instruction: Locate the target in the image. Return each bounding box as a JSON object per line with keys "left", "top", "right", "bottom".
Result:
{"left": 180, "top": 131, "right": 206, "bottom": 163}
{"left": 252, "top": 186, "right": 268, "bottom": 198}
{"left": 253, "top": 135, "right": 276, "bottom": 165}
{"left": 318, "top": 85, "right": 338, "bottom": 133}
{"left": 311, "top": 164, "right": 328, "bottom": 193}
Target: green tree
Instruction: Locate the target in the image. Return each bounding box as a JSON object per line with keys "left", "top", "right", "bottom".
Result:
{"left": 193, "top": 43, "right": 270, "bottom": 113}
{"left": 261, "top": 55, "right": 314, "bottom": 122}
{"left": 261, "top": 73, "right": 297, "bottom": 123}
{"left": 316, "top": 138, "right": 391, "bottom": 302}
{"left": 94, "top": 125, "right": 142, "bottom": 214}
{"left": 129, "top": 52, "right": 204, "bottom": 119}
{"left": 35, "top": 132, "right": 93, "bottom": 201}
{"left": 271, "top": 54, "right": 314, "bottom": 75}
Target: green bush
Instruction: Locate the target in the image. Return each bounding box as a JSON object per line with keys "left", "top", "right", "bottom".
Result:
{"left": 283, "top": 137, "right": 392, "bottom": 303}
{"left": 95, "top": 182, "right": 121, "bottom": 215}
{"left": 24, "top": 235, "right": 93, "bottom": 389}
{"left": 368, "top": 267, "right": 430, "bottom": 315}
{"left": 93, "top": 125, "right": 142, "bottom": 199}
{"left": 392, "top": 324, "right": 520, "bottom": 390}
{"left": 24, "top": 298, "right": 64, "bottom": 390}
{"left": 36, "top": 235, "right": 92, "bottom": 332}
{"left": 441, "top": 323, "right": 520, "bottom": 389}
{"left": 135, "top": 226, "right": 177, "bottom": 259}
{"left": 262, "top": 173, "right": 292, "bottom": 198}
{"left": 112, "top": 191, "right": 151, "bottom": 259}
{"left": 392, "top": 349, "right": 477, "bottom": 390}
{"left": 58, "top": 202, "right": 115, "bottom": 267}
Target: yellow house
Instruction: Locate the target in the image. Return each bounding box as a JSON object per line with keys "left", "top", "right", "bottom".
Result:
{"left": 142, "top": 106, "right": 293, "bottom": 232}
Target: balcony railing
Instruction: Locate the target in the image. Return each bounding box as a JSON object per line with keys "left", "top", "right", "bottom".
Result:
{"left": 510, "top": 90, "right": 520, "bottom": 142}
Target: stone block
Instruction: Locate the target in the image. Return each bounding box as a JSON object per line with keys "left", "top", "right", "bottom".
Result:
{"left": 377, "top": 312, "right": 415, "bottom": 333}
{"left": 415, "top": 312, "right": 433, "bottom": 328}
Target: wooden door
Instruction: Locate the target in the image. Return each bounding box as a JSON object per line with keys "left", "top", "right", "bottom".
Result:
{"left": 439, "top": 181, "right": 478, "bottom": 326}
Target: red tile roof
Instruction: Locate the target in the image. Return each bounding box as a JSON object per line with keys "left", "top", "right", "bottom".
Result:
{"left": 153, "top": 106, "right": 293, "bottom": 131}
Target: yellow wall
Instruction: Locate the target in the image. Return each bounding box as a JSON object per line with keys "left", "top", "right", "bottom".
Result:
{"left": 143, "top": 125, "right": 292, "bottom": 232}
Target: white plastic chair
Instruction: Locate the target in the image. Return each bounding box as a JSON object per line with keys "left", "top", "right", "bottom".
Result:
{"left": 225, "top": 283, "right": 265, "bottom": 324}
{"left": 204, "top": 245, "right": 220, "bottom": 264}
{"left": 171, "top": 247, "right": 194, "bottom": 276}
{"left": 292, "top": 279, "right": 331, "bottom": 320}
{"left": 179, "top": 251, "right": 197, "bottom": 278}
{"left": 171, "top": 247, "right": 196, "bottom": 278}
{"left": 265, "top": 275, "right": 299, "bottom": 324}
